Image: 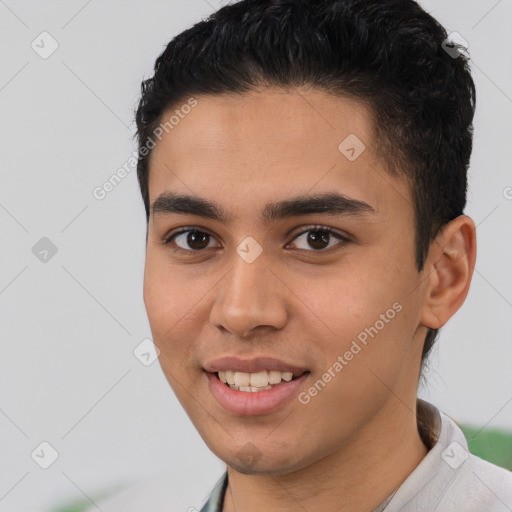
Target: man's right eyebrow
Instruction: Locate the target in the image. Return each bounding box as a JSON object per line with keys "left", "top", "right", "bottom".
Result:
{"left": 151, "top": 191, "right": 376, "bottom": 224}
{"left": 151, "top": 193, "right": 229, "bottom": 222}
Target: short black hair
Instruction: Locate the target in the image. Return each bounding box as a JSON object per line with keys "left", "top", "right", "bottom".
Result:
{"left": 134, "top": 0, "right": 476, "bottom": 367}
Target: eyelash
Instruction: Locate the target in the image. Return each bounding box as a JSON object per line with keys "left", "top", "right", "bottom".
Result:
{"left": 162, "top": 225, "right": 351, "bottom": 256}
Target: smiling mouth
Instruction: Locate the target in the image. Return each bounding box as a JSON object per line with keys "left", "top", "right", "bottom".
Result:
{"left": 214, "top": 370, "right": 308, "bottom": 392}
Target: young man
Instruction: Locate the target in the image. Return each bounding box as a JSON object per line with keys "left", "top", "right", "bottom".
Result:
{"left": 90, "top": 0, "right": 512, "bottom": 510}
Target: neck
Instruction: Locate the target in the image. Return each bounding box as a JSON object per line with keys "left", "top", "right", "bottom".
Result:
{"left": 222, "top": 399, "right": 429, "bottom": 512}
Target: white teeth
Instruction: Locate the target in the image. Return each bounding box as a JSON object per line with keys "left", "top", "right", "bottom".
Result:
{"left": 229, "top": 384, "right": 273, "bottom": 392}
{"left": 217, "top": 369, "right": 299, "bottom": 390}
{"left": 268, "top": 370, "right": 282, "bottom": 385}
{"left": 234, "top": 372, "right": 250, "bottom": 387}
{"left": 250, "top": 371, "right": 269, "bottom": 387}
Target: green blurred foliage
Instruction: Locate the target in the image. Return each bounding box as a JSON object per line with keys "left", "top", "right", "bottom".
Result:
{"left": 459, "top": 423, "right": 512, "bottom": 470}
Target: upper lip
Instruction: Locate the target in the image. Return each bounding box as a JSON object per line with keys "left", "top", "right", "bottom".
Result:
{"left": 204, "top": 356, "right": 309, "bottom": 377}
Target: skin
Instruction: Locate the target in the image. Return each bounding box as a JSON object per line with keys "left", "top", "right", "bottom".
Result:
{"left": 143, "top": 88, "right": 476, "bottom": 512}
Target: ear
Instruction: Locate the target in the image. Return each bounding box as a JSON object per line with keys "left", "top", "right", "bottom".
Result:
{"left": 420, "top": 215, "right": 477, "bottom": 329}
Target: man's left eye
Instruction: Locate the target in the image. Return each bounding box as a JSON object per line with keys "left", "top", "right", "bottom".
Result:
{"left": 288, "top": 226, "right": 350, "bottom": 251}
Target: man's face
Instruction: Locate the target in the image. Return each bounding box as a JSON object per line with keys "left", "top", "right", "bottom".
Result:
{"left": 143, "top": 88, "right": 429, "bottom": 474}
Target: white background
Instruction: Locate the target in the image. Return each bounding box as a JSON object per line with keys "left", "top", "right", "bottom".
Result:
{"left": 0, "top": 1, "right": 511, "bottom": 511}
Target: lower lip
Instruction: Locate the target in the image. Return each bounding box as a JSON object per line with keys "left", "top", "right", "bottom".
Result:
{"left": 205, "top": 371, "right": 309, "bottom": 416}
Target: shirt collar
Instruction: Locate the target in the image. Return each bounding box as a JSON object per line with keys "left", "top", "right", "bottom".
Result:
{"left": 199, "top": 472, "right": 228, "bottom": 512}
{"left": 199, "top": 399, "right": 446, "bottom": 512}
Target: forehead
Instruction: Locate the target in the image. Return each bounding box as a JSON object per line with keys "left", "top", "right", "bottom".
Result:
{"left": 151, "top": 88, "right": 375, "bottom": 166}
{"left": 148, "top": 88, "right": 412, "bottom": 221}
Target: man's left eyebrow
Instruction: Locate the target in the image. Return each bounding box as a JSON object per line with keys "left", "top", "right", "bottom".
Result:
{"left": 262, "top": 192, "right": 376, "bottom": 222}
{"left": 151, "top": 192, "right": 376, "bottom": 223}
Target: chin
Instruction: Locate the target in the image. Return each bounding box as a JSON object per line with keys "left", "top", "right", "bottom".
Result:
{"left": 220, "top": 443, "right": 311, "bottom": 477}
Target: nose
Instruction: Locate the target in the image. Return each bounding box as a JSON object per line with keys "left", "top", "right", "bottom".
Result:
{"left": 209, "top": 248, "right": 288, "bottom": 339}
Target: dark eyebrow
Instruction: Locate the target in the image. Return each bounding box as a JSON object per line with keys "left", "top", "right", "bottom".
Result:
{"left": 151, "top": 192, "right": 375, "bottom": 223}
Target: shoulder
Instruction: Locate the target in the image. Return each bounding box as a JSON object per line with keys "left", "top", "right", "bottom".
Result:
{"left": 431, "top": 408, "right": 512, "bottom": 510}
{"left": 450, "top": 450, "right": 512, "bottom": 510}
{"left": 388, "top": 401, "right": 512, "bottom": 512}
{"left": 439, "top": 408, "right": 512, "bottom": 509}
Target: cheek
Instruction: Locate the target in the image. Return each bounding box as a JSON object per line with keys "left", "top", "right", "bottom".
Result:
{"left": 313, "top": 278, "right": 418, "bottom": 409}
{"left": 144, "top": 246, "right": 198, "bottom": 319}
{"left": 289, "top": 261, "right": 398, "bottom": 334}
{"left": 143, "top": 255, "right": 202, "bottom": 362}
{"left": 298, "top": 254, "right": 417, "bottom": 369}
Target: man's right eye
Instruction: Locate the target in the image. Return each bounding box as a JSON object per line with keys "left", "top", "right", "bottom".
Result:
{"left": 163, "top": 228, "right": 220, "bottom": 253}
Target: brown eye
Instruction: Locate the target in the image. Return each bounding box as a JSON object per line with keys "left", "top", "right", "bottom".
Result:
{"left": 165, "top": 229, "right": 219, "bottom": 252}
{"left": 289, "top": 226, "right": 350, "bottom": 252}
